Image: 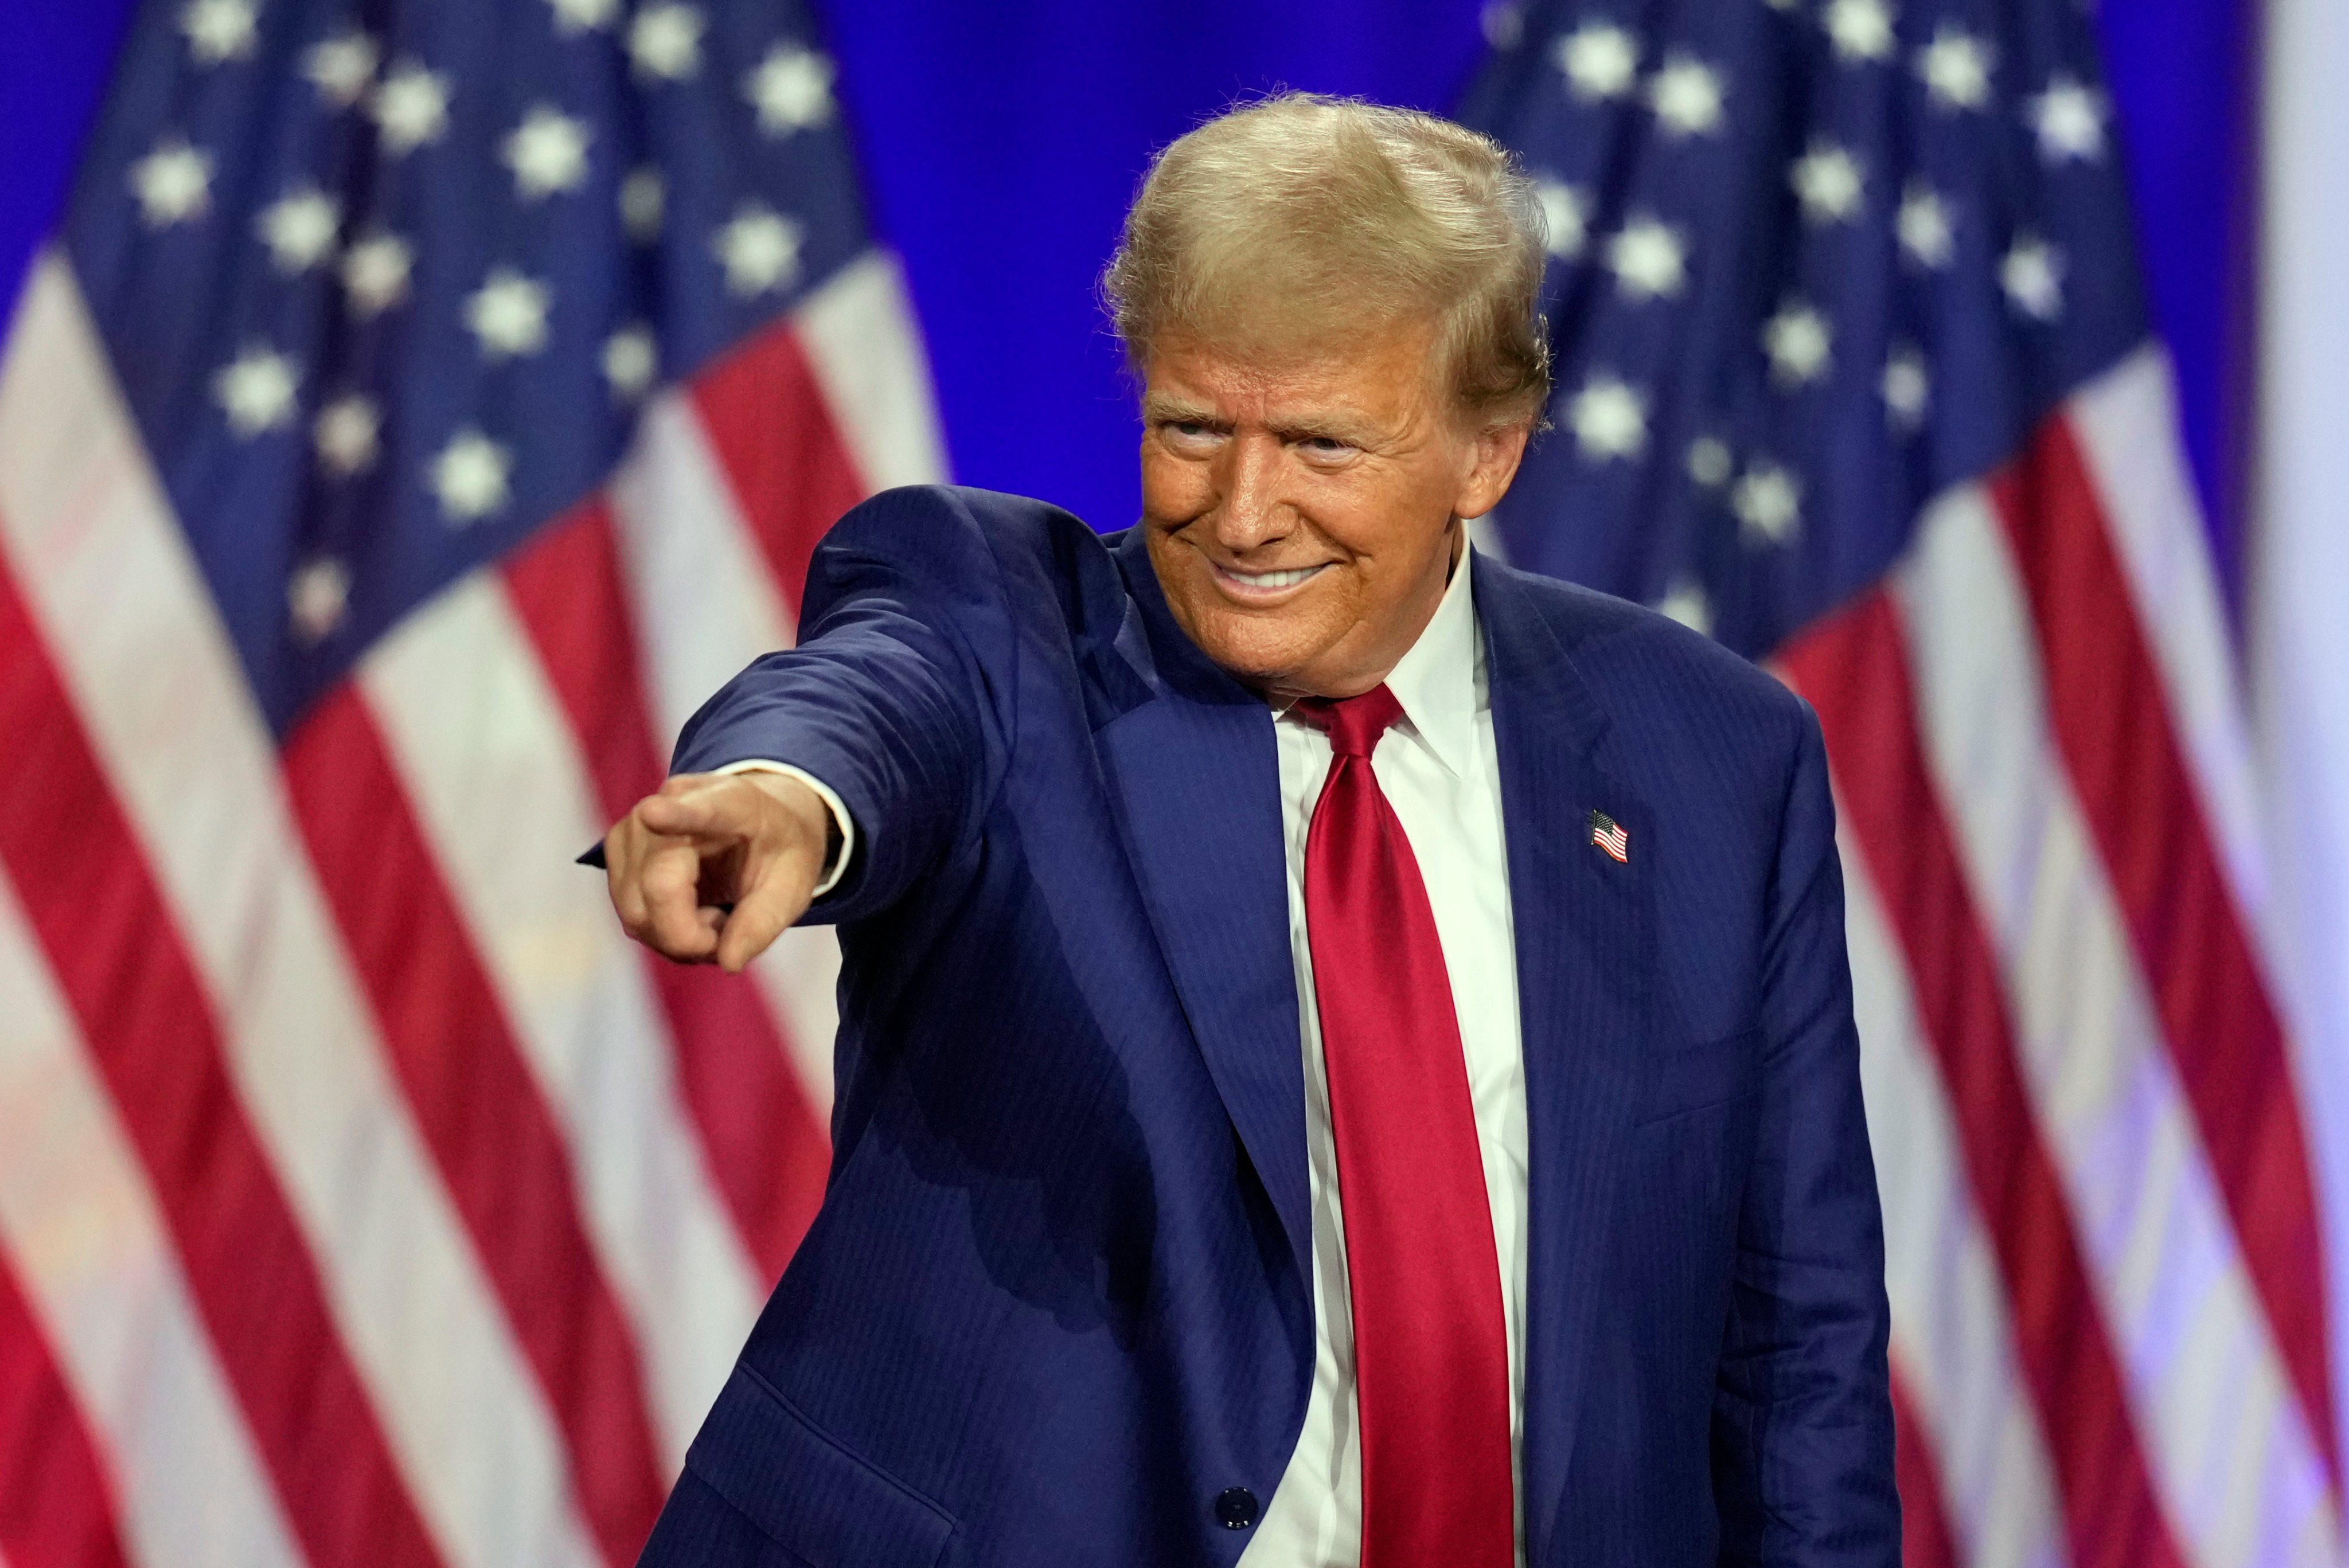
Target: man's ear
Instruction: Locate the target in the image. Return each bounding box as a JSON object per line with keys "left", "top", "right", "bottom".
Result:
{"left": 1454, "top": 418, "right": 1532, "bottom": 521}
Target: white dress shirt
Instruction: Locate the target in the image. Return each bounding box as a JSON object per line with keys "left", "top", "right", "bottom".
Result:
{"left": 1239, "top": 549, "right": 1529, "bottom": 1568}
{"left": 736, "top": 548, "right": 1527, "bottom": 1565}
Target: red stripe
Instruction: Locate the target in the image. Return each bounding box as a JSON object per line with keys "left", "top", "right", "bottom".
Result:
{"left": 0, "top": 1252, "right": 129, "bottom": 1568}
{"left": 686, "top": 318, "right": 869, "bottom": 618}
{"left": 1783, "top": 589, "right": 2187, "bottom": 1568}
{"left": 0, "top": 553, "right": 445, "bottom": 1568}
{"left": 1888, "top": 1361, "right": 1956, "bottom": 1568}
{"left": 281, "top": 686, "right": 664, "bottom": 1568}
{"left": 504, "top": 502, "right": 829, "bottom": 1282}
{"left": 1988, "top": 416, "right": 2339, "bottom": 1480}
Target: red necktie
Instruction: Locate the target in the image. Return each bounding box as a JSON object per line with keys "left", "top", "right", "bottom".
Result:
{"left": 1298, "top": 686, "right": 1513, "bottom": 1568}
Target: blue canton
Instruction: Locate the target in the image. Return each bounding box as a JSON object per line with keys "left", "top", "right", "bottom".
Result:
{"left": 1460, "top": 0, "right": 2149, "bottom": 658}
{"left": 67, "top": 0, "right": 871, "bottom": 734}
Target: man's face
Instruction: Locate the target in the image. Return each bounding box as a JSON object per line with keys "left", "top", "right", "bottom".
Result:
{"left": 1138, "top": 320, "right": 1529, "bottom": 703}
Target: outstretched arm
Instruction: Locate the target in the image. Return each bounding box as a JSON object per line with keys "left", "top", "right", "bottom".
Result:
{"left": 601, "top": 486, "right": 1011, "bottom": 969}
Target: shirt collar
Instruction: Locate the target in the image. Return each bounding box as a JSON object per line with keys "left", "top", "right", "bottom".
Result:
{"left": 1376, "top": 538, "right": 1480, "bottom": 779}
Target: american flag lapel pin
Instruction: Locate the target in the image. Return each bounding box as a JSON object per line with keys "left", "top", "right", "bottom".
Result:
{"left": 1587, "top": 809, "right": 1630, "bottom": 865}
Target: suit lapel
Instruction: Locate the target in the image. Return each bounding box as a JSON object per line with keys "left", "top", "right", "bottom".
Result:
{"left": 1478, "top": 561, "right": 1659, "bottom": 1559}
{"left": 1095, "top": 530, "right": 1312, "bottom": 1293}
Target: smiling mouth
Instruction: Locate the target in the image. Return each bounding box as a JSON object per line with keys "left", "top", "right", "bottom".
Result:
{"left": 1211, "top": 561, "right": 1330, "bottom": 597}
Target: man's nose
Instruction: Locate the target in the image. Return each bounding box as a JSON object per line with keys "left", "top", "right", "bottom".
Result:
{"left": 1213, "top": 434, "right": 1290, "bottom": 550}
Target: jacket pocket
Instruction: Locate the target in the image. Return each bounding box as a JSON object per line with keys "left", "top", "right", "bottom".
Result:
{"left": 684, "top": 1363, "right": 958, "bottom": 1568}
{"left": 1633, "top": 1026, "right": 1761, "bottom": 1128}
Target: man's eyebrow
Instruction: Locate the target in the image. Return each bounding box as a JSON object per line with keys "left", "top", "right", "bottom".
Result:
{"left": 1267, "top": 409, "right": 1381, "bottom": 445}
{"left": 1142, "top": 395, "right": 1220, "bottom": 423}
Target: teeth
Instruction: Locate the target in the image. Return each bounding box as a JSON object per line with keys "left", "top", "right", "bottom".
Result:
{"left": 1224, "top": 565, "right": 1322, "bottom": 588}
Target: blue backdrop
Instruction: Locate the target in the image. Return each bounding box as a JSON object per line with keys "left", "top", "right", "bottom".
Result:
{"left": 0, "top": 0, "right": 2249, "bottom": 588}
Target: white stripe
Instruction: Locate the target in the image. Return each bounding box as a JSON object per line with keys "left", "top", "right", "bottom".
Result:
{"left": 607, "top": 393, "right": 838, "bottom": 1116}
{"left": 1841, "top": 832, "right": 2068, "bottom": 1568}
{"left": 2063, "top": 347, "right": 2268, "bottom": 925}
{"left": 793, "top": 251, "right": 949, "bottom": 494}
{"left": 0, "top": 254, "right": 598, "bottom": 1568}
{"left": 358, "top": 572, "right": 763, "bottom": 1463}
{"left": 0, "top": 869, "right": 302, "bottom": 1568}
{"left": 1892, "top": 478, "right": 2338, "bottom": 1568}
{"left": 2252, "top": 0, "right": 2349, "bottom": 1482}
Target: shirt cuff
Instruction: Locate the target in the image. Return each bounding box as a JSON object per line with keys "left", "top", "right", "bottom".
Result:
{"left": 713, "top": 760, "right": 857, "bottom": 898}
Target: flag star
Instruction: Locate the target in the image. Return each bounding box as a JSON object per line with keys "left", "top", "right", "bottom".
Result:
{"left": 713, "top": 204, "right": 804, "bottom": 298}
{"left": 1482, "top": 2, "right": 1525, "bottom": 49}
{"left": 1657, "top": 578, "right": 1713, "bottom": 636}
{"left": 1897, "top": 182, "right": 1955, "bottom": 268}
{"left": 256, "top": 187, "right": 340, "bottom": 273}
{"left": 1647, "top": 54, "right": 1726, "bottom": 138}
{"left": 2001, "top": 236, "right": 2065, "bottom": 319}
{"left": 1534, "top": 180, "right": 1589, "bottom": 259}
{"left": 2030, "top": 76, "right": 2108, "bottom": 163}
{"left": 1733, "top": 463, "right": 1802, "bottom": 543}
{"left": 629, "top": 3, "right": 704, "bottom": 81}
{"left": 128, "top": 138, "right": 213, "bottom": 228}
{"left": 1763, "top": 302, "right": 1834, "bottom": 386}
{"left": 1823, "top": 0, "right": 1896, "bottom": 63}
{"left": 620, "top": 166, "right": 666, "bottom": 241}
{"left": 1763, "top": 0, "right": 1800, "bottom": 12}
{"left": 1917, "top": 25, "right": 1992, "bottom": 110}
{"left": 340, "top": 231, "right": 412, "bottom": 316}
{"left": 213, "top": 347, "right": 299, "bottom": 436}
{"left": 1607, "top": 217, "right": 1687, "bottom": 300}
{"left": 465, "top": 268, "right": 553, "bottom": 359}
{"left": 371, "top": 61, "right": 451, "bottom": 155}
{"left": 1567, "top": 374, "right": 1648, "bottom": 460}
{"left": 547, "top": 0, "right": 619, "bottom": 33}
{"left": 1556, "top": 22, "right": 1640, "bottom": 101}
{"left": 603, "top": 324, "right": 658, "bottom": 401}
{"left": 502, "top": 105, "right": 592, "bottom": 200}
{"left": 1687, "top": 436, "right": 1733, "bottom": 488}
{"left": 314, "top": 394, "right": 380, "bottom": 475}
{"left": 1790, "top": 143, "right": 1866, "bottom": 224}
{"left": 303, "top": 32, "right": 377, "bottom": 106}
{"left": 745, "top": 45, "right": 836, "bottom": 135}
{"left": 288, "top": 557, "right": 352, "bottom": 643}
{"left": 180, "top": 0, "right": 257, "bottom": 65}
{"left": 1882, "top": 344, "right": 1929, "bottom": 427}
{"left": 430, "top": 430, "right": 511, "bottom": 523}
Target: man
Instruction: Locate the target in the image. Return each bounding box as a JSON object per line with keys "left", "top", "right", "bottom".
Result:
{"left": 603, "top": 95, "right": 1897, "bottom": 1568}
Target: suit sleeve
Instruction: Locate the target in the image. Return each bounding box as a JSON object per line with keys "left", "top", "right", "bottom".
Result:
{"left": 668, "top": 486, "right": 1014, "bottom": 926}
{"left": 1710, "top": 703, "right": 1901, "bottom": 1567}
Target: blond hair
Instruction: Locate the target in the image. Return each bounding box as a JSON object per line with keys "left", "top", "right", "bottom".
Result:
{"left": 1102, "top": 93, "right": 1551, "bottom": 428}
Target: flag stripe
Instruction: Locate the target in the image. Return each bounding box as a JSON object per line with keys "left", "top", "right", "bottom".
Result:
{"left": 1784, "top": 588, "right": 2188, "bottom": 1568}
{"left": 790, "top": 253, "right": 951, "bottom": 498}
{"left": 0, "top": 257, "right": 602, "bottom": 1568}
{"left": 1893, "top": 476, "right": 2336, "bottom": 1566}
{"left": 686, "top": 316, "right": 867, "bottom": 622}
{"left": 280, "top": 685, "right": 668, "bottom": 1568}
{"left": 606, "top": 389, "right": 839, "bottom": 1113}
{"left": 0, "top": 554, "right": 446, "bottom": 1568}
{"left": 1988, "top": 417, "right": 2338, "bottom": 1484}
{"left": 1840, "top": 810, "right": 2067, "bottom": 1568}
{"left": 1892, "top": 1363, "right": 1961, "bottom": 1568}
{"left": 502, "top": 502, "right": 829, "bottom": 1283}
{"left": 0, "top": 866, "right": 305, "bottom": 1568}
{"left": 356, "top": 574, "right": 765, "bottom": 1464}
{"left": 2066, "top": 350, "right": 2269, "bottom": 921}
{"left": 0, "top": 1255, "right": 127, "bottom": 1568}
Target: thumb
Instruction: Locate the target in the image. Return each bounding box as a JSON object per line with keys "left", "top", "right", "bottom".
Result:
{"left": 713, "top": 844, "right": 818, "bottom": 973}
{"left": 637, "top": 785, "right": 751, "bottom": 842}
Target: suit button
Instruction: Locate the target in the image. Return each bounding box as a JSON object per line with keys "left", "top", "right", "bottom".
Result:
{"left": 1215, "top": 1487, "right": 1259, "bottom": 1530}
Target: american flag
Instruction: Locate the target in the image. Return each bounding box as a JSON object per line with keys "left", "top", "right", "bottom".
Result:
{"left": 1464, "top": 2, "right": 2337, "bottom": 1565}
{"left": 0, "top": 0, "right": 941, "bottom": 1563}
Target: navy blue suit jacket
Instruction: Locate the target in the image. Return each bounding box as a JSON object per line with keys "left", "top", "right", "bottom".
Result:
{"left": 635, "top": 485, "right": 1897, "bottom": 1568}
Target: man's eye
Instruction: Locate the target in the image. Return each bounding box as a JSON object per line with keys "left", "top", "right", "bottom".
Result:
{"left": 1301, "top": 436, "right": 1352, "bottom": 456}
